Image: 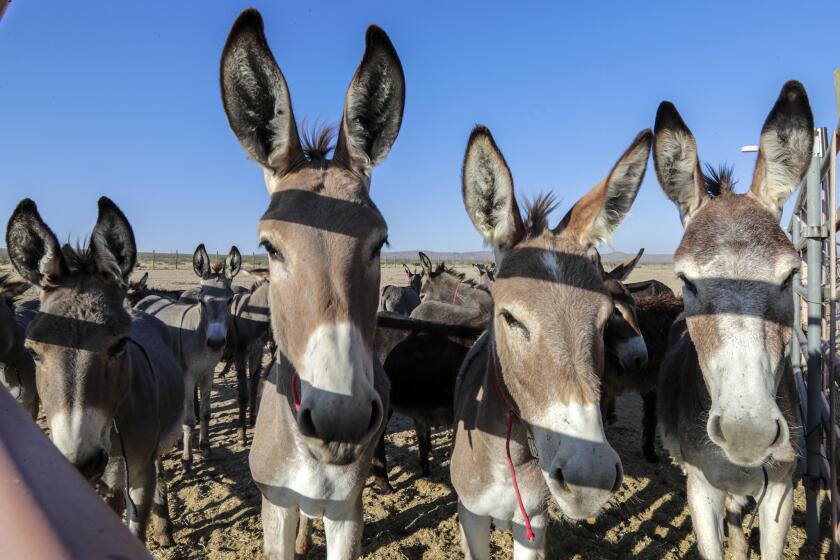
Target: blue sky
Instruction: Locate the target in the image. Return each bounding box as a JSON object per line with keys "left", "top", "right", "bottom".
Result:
{"left": 1, "top": 1, "right": 838, "bottom": 256}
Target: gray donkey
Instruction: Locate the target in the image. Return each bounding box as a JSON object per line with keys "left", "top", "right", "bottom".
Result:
{"left": 418, "top": 251, "right": 493, "bottom": 323}
{"left": 654, "top": 81, "right": 812, "bottom": 559}
{"left": 6, "top": 197, "right": 184, "bottom": 545}
{"left": 135, "top": 243, "right": 240, "bottom": 470}
{"left": 379, "top": 263, "right": 422, "bottom": 315}
{"left": 220, "top": 8, "right": 403, "bottom": 558}
{"left": 0, "top": 273, "right": 38, "bottom": 419}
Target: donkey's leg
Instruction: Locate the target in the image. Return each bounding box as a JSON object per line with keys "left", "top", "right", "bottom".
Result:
{"left": 457, "top": 500, "right": 491, "bottom": 560}
{"left": 371, "top": 427, "right": 394, "bottom": 495}
{"left": 262, "top": 496, "right": 299, "bottom": 560}
{"left": 512, "top": 511, "right": 546, "bottom": 560}
{"left": 641, "top": 391, "right": 659, "bottom": 462}
{"left": 416, "top": 422, "right": 432, "bottom": 476}
{"left": 126, "top": 461, "right": 156, "bottom": 543}
{"left": 724, "top": 494, "right": 749, "bottom": 560}
{"left": 295, "top": 515, "right": 313, "bottom": 559}
{"left": 758, "top": 478, "right": 793, "bottom": 560}
{"left": 181, "top": 375, "right": 198, "bottom": 471}
{"left": 234, "top": 351, "right": 249, "bottom": 444}
{"left": 197, "top": 370, "right": 213, "bottom": 456}
{"left": 323, "top": 493, "right": 364, "bottom": 560}
{"left": 150, "top": 458, "right": 175, "bottom": 547}
{"left": 686, "top": 470, "right": 726, "bottom": 560}
{"left": 248, "top": 343, "right": 264, "bottom": 427}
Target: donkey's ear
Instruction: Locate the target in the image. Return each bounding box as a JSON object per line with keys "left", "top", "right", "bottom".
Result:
{"left": 193, "top": 244, "right": 211, "bottom": 279}
{"left": 462, "top": 126, "right": 525, "bottom": 253}
{"left": 136, "top": 272, "right": 149, "bottom": 290}
{"left": 221, "top": 9, "right": 303, "bottom": 181}
{"left": 402, "top": 263, "right": 411, "bottom": 276}
{"left": 748, "top": 81, "right": 814, "bottom": 220}
{"left": 557, "top": 130, "right": 651, "bottom": 250}
{"left": 653, "top": 102, "right": 707, "bottom": 225}
{"left": 5, "top": 199, "right": 66, "bottom": 286}
{"left": 335, "top": 25, "right": 405, "bottom": 176}
{"left": 91, "top": 197, "right": 137, "bottom": 283}
{"left": 418, "top": 252, "right": 432, "bottom": 275}
{"left": 225, "top": 246, "right": 243, "bottom": 279}
{"left": 609, "top": 248, "right": 644, "bottom": 282}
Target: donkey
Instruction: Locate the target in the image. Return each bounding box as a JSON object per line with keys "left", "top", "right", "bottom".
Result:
{"left": 225, "top": 277, "right": 272, "bottom": 444}
{"left": 419, "top": 251, "right": 493, "bottom": 322}
{"left": 379, "top": 263, "right": 422, "bottom": 315}
{"left": 0, "top": 274, "right": 39, "bottom": 419}
{"left": 6, "top": 197, "right": 184, "bottom": 545}
{"left": 473, "top": 262, "right": 496, "bottom": 287}
{"left": 135, "top": 243, "right": 240, "bottom": 469}
{"left": 451, "top": 125, "right": 650, "bottom": 558}
{"left": 653, "top": 81, "right": 813, "bottom": 559}
{"left": 220, "top": 8, "right": 404, "bottom": 558}
{"left": 125, "top": 271, "right": 184, "bottom": 307}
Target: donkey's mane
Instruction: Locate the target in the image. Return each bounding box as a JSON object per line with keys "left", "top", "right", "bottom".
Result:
{"left": 702, "top": 163, "right": 736, "bottom": 197}
{"left": 523, "top": 192, "right": 560, "bottom": 237}
{"left": 211, "top": 261, "right": 225, "bottom": 274}
{"left": 0, "top": 273, "right": 28, "bottom": 303}
{"left": 434, "top": 264, "right": 485, "bottom": 290}
{"left": 301, "top": 121, "right": 336, "bottom": 163}
{"left": 56, "top": 243, "right": 125, "bottom": 287}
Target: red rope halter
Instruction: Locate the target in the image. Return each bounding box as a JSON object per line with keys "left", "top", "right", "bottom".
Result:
{"left": 290, "top": 371, "right": 301, "bottom": 412}
{"left": 487, "top": 354, "right": 535, "bottom": 542}
{"left": 452, "top": 280, "right": 462, "bottom": 305}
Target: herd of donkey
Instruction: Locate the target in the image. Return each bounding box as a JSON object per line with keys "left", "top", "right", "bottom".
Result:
{"left": 0, "top": 8, "right": 823, "bottom": 560}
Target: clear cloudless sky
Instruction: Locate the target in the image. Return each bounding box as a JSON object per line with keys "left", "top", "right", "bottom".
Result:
{"left": 1, "top": 1, "right": 839, "bottom": 256}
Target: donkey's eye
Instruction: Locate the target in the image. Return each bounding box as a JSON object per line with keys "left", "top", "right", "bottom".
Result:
{"left": 26, "top": 346, "right": 40, "bottom": 363}
{"left": 371, "top": 238, "right": 388, "bottom": 261}
{"left": 781, "top": 269, "right": 798, "bottom": 291}
{"left": 499, "top": 309, "right": 530, "bottom": 340}
{"left": 678, "top": 274, "right": 698, "bottom": 297}
{"left": 261, "top": 240, "right": 285, "bottom": 263}
{"left": 109, "top": 338, "right": 129, "bottom": 358}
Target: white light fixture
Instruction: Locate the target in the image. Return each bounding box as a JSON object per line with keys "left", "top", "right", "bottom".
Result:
{"left": 741, "top": 145, "right": 759, "bottom": 153}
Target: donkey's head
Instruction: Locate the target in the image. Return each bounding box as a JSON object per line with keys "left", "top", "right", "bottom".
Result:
{"left": 596, "top": 249, "right": 647, "bottom": 371}
{"left": 221, "top": 9, "right": 404, "bottom": 464}
{"left": 191, "top": 244, "right": 240, "bottom": 350}
{"left": 462, "top": 125, "right": 651, "bottom": 519}
{"left": 417, "top": 252, "right": 465, "bottom": 302}
{"left": 654, "top": 81, "right": 813, "bottom": 467}
{"left": 6, "top": 197, "right": 137, "bottom": 481}
{"left": 403, "top": 264, "right": 422, "bottom": 294}
{"left": 0, "top": 274, "right": 28, "bottom": 359}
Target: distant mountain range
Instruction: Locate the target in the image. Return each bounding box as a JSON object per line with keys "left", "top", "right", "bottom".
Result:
{"left": 382, "top": 250, "right": 673, "bottom": 264}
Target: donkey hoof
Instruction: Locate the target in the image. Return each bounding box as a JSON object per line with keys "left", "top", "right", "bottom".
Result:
{"left": 153, "top": 530, "right": 174, "bottom": 548}
{"left": 643, "top": 448, "right": 660, "bottom": 463}
{"left": 181, "top": 458, "right": 192, "bottom": 473}
{"left": 420, "top": 465, "right": 431, "bottom": 477}
{"left": 373, "top": 478, "right": 395, "bottom": 495}
{"left": 200, "top": 447, "right": 215, "bottom": 459}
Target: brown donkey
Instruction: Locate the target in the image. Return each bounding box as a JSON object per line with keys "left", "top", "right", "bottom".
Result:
{"left": 451, "top": 125, "right": 651, "bottom": 558}
{"left": 220, "top": 9, "right": 403, "bottom": 558}
{"left": 0, "top": 274, "right": 38, "bottom": 419}
{"left": 6, "top": 197, "right": 185, "bottom": 545}
{"left": 654, "top": 81, "right": 813, "bottom": 559}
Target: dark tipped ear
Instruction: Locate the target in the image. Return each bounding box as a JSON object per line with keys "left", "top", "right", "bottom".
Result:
{"left": 402, "top": 263, "right": 411, "bottom": 276}
{"left": 220, "top": 9, "right": 303, "bottom": 181}
{"left": 418, "top": 252, "right": 432, "bottom": 274}
{"left": 462, "top": 125, "right": 525, "bottom": 253}
{"left": 557, "top": 130, "right": 650, "bottom": 249}
{"left": 225, "top": 246, "right": 242, "bottom": 279}
{"left": 193, "top": 244, "right": 211, "bottom": 279}
{"left": 137, "top": 272, "right": 149, "bottom": 290}
{"left": 335, "top": 25, "right": 405, "bottom": 176}
{"left": 749, "top": 81, "right": 814, "bottom": 219}
{"left": 609, "top": 248, "right": 644, "bottom": 281}
{"left": 590, "top": 250, "right": 606, "bottom": 278}
{"left": 5, "top": 199, "right": 66, "bottom": 286}
{"left": 653, "top": 102, "right": 707, "bottom": 225}
{"left": 91, "top": 197, "right": 137, "bottom": 283}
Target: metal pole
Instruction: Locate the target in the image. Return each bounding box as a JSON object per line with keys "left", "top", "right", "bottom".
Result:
{"left": 175, "top": 250, "right": 179, "bottom": 270}
{"left": 829, "top": 129, "right": 838, "bottom": 560}
{"left": 152, "top": 250, "right": 156, "bottom": 271}
{"left": 792, "top": 214, "right": 802, "bottom": 370}
{"left": 806, "top": 129, "right": 827, "bottom": 543}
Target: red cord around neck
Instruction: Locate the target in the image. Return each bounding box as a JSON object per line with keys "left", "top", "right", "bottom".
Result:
{"left": 487, "top": 356, "right": 535, "bottom": 542}
{"left": 290, "top": 371, "right": 301, "bottom": 412}
{"left": 452, "top": 281, "right": 462, "bottom": 305}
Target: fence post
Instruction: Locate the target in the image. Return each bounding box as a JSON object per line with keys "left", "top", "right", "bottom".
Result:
{"left": 152, "top": 250, "right": 156, "bottom": 271}
{"left": 253, "top": 253, "right": 257, "bottom": 268}
{"left": 175, "top": 250, "right": 179, "bottom": 270}
{"left": 805, "top": 128, "right": 827, "bottom": 544}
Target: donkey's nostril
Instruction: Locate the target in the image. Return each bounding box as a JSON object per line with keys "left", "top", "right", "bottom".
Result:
{"left": 367, "top": 400, "right": 383, "bottom": 433}
{"left": 77, "top": 450, "right": 109, "bottom": 481}
{"left": 207, "top": 337, "right": 226, "bottom": 350}
{"left": 708, "top": 414, "right": 725, "bottom": 443}
{"left": 771, "top": 418, "right": 784, "bottom": 447}
{"left": 611, "top": 463, "right": 623, "bottom": 493}
{"left": 551, "top": 468, "right": 571, "bottom": 493}
{"left": 297, "top": 407, "right": 318, "bottom": 439}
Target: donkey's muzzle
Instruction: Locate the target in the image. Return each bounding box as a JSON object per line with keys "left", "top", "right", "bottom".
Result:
{"left": 707, "top": 409, "right": 789, "bottom": 467}
{"left": 207, "top": 335, "right": 227, "bottom": 351}
{"left": 76, "top": 449, "right": 109, "bottom": 482}
{"left": 297, "top": 397, "right": 384, "bottom": 465}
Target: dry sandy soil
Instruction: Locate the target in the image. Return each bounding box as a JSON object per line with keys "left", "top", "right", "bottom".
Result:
{"left": 10, "top": 263, "right": 833, "bottom": 558}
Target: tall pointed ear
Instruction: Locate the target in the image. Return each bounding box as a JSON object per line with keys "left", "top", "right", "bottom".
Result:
{"left": 193, "top": 244, "right": 211, "bottom": 279}
{"left": 402, "top": 263, "right": 411, "bottom": 276}
{"left": 609, "top": 248, "right": 644, "bottom": 281}
{"left": 653, "top": 102, "right": 707, "bottom": 225}
{"left": 136, "top": 272, "right": 149, "bottom": 291}
{"left": 590, "top": 250, "right": 607, "bottom": 278}
{"left": 462, "top": 126, "right": 525, "bottom": 253}
{"left": 90, "top": 197, "right": 137, "bottom": 284}
{"left": 334, "top": 25, "right": 405, "bottom": 176}
{"left": 418, "top": 252, "right": 433, "bottom": 275}
{"left": 220, "top": 9, "right": 303, "bottom": 180}
{"left": 5, "top": 199, "right": 66, "bottom": 286}
{"left": 557, "top": 130, "right": 651, "bottom": 250}
{"left": 748, "top": 81, "right": 814, "bottom": 220}
{"left": 225, "top": 246, "right": 243, "bottom": 279}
